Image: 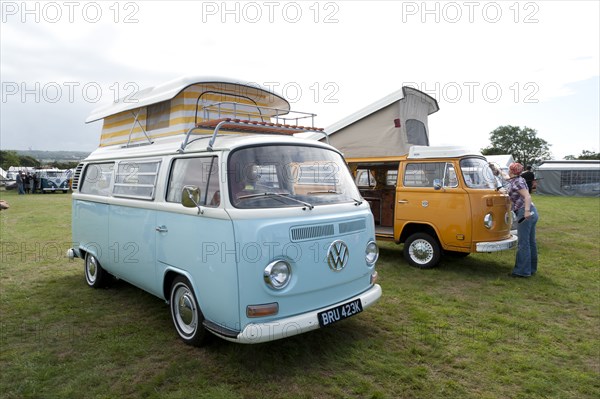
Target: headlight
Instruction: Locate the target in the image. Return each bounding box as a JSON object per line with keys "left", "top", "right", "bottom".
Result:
{"left": 365, "top": 241, "right": 379, "bottom": 266}
{"left": 264, "top": 260, "right": 291, "bottom": 290}
{"left": 505, "top": 211, "right": 512, "bottom": 226}
{"left": 484, "top": 213, "right": 494, "bottom": 229}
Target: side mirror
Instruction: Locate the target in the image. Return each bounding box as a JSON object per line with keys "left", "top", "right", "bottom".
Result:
{"left": 433, "top": 179, "right": 442, "bottom": 190}
{"left": 182, "top": 185, "right": 203, "bottom": 214}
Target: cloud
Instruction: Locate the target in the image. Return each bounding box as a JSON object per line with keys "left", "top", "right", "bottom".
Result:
{"left": 0, "top": 0, "right": 598, "bottom": 158}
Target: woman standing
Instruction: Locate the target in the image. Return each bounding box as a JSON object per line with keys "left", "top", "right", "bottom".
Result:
{"left": 508, "top": 162, "right": 539, "bottom": 277}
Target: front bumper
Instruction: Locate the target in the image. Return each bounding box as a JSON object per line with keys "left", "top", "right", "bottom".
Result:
{"left": 476, "top": 235, "right": 518, "bottom": 252}
{"left": 216, "top": 284, "right": 382, "bottom": 344}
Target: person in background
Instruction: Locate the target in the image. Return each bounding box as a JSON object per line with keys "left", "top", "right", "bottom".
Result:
{"left": 16, "top": 171, "right": 25, "bottom": 195}
{"left": 521, "top": 165, "right": 535, "bottom": 193}
{"left": 33, "top": 172, "right": 41, "bottom": 194}
{"left": 28, "top": 172, "right": 35, "bottom": 194}
{"left": 507, "top": 162, "right": 539, "bottom": 277}
{"left": 24, "top": 173, "right": 31, "bottom": 194}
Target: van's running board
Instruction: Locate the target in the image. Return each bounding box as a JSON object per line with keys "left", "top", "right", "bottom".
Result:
{"left": 203, "top": 320, "right": 240, "bottom": 339}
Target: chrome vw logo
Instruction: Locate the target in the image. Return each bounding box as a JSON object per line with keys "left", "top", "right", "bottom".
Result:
{"left": 327, "top": 240, "right": 349, "bottom": 271}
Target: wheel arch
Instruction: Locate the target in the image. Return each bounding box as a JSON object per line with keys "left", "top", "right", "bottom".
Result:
{"left": 398, "top": 222, "right": 441, "bottom": 246}
{"left": 77, "top": 242, "right": 103, "bottom": 262}
{"left": 162, "top": 268, "right": 199, "bottom": 304}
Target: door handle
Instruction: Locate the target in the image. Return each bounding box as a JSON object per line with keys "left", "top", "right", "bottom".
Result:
{"left": 155, "top": 225, "right": 168, "bottom": 233}
{"left": 398, "top": 200, "right": 409, "bottom": 204}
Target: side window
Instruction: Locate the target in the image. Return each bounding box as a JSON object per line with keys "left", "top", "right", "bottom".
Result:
{"left": 356, "top": 170, "right": 373, "bottom": 188}
{"left": 356, "top": 168, "right": 397, "bottom": 188}
{"left": 406, "top": 119, "right": 429, "bottom": 146}
{"left": 80, "top": 163, "right": 114, "bottom": 196}
{"left": 113, "top": 160, "right": 161, "bottom": 200}
{"left": 386, "top": 170, "right": 398, "bottom": 186}
{"left": 404, "top": 163, "right": 446, "bottom": 187}
{"left": 167, "top": 157, "right": 220, "bottom": 207}
{"left": 146, "top": 100, "right": 171, "bottom": 131}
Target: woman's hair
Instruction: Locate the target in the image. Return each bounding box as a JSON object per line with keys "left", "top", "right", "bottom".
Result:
{"left": 509, "top": 162, "right": 524, "bottom": 175}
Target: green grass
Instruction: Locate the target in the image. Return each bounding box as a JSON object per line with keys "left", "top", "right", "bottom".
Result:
{"left": 1, "top": 191, "right": 598, "bottom": 399}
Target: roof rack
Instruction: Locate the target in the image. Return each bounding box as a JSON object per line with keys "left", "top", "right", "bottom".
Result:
{"left": 179, "top": 118, "right": 328, "bottom": 152}
{"left": 199, "top": 101, "right": 312, "bottom": 126}
{"left": 179, "top": 101, "right": 328, "bottom": 152}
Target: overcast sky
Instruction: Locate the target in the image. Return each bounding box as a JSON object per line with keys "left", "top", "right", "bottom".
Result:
{"left": 1, "top": 0, "right": 598, "bottom": 159}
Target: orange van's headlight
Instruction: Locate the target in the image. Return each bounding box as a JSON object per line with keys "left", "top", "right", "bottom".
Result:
{"left": 505, "top": 212, "right": 513, "bottom": 226}
{"left": 484, "top": 213, "right": 494, "bottom": 229}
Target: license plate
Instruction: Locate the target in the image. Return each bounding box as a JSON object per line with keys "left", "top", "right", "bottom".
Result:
{"left": 318, "top": 299, "right": 363, "bottom": 327}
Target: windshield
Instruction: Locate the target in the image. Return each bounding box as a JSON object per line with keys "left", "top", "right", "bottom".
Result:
{"left": 228, "top": 145, "right": 361, "bottom": 209}
{"left": 460, "top": 157, "right": 497, "bottom": 189}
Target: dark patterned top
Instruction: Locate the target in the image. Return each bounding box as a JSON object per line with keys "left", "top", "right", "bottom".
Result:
{"left": 508, "top": 176, "right": 528, "bottom": 211}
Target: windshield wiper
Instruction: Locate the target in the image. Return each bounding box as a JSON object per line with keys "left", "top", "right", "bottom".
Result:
{"left": 352, "top": 197, "right": 364, "bottom": 206}
{"left": 306, "top": 190, "right": 341, "bottom": 195}
{"left": 237, "top": 192, "right": 314, "bottom": 210}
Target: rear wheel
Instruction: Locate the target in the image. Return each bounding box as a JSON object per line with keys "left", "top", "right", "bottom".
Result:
{"left": 404, "top": 233, "right": 441, "bottom": 269}
{"left": 84, "top": 253, "right": 109, "bottom": 288}
{"left": 170, "top": 276, "right": 209, "bottom": 346}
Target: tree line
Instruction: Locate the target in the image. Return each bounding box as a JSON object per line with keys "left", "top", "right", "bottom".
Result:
{"left": 0, "top": 150, "right": 80, "bottom": 171}
{"left": 481, "top": 125, "right": 599, "bottom": 166}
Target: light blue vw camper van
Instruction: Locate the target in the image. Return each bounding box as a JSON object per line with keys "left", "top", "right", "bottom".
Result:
{"left": 68, "top": 77, "right": 381, "bottom": 345}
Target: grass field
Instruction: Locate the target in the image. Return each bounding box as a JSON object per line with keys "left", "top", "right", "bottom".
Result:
{"left": 0, "top": 190, "right": 598, "bottom": 399}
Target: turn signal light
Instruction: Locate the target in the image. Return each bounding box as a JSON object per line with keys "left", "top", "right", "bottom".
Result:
{"left": 370, "top": 271, "right": 379, "bottom": 285}
{"left": 247, "top": 303, "right": 279, "bottom": 318}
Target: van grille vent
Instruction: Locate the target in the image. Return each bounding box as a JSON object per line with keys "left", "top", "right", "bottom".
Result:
{"left": 339, "top": 219, "right": 366, "bottom": 234}
{"left": 71, "top": 163, "right": 84, "bottom": 191}
{"left": 290, "top": 224, "right": 334, "bottom": 242}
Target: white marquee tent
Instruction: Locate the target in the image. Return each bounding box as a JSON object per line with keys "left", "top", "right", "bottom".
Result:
{"left": 536, "top": 160, "right": 600, "bottom": 197}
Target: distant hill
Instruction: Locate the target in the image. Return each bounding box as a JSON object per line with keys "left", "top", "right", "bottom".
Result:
{"left": 15, "top": 150, "right": 90, "bottom": 163}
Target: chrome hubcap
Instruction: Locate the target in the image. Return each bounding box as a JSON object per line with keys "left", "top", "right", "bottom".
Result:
{"left": 86, "top": 256, "right": 97, "bottom": 283}
{"left": 174, "top": 285, "right": 197, "bottom": 335}
{"left": 410, "top": 239, "right": 434, "bottom": 264}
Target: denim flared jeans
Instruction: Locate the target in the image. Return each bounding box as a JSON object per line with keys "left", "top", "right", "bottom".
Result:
{"left": 512, "top": 204, "right": 539, "bottom": 276}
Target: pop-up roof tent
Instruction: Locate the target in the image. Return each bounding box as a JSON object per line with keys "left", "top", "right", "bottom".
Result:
{"left": 324, "top": 87, "right": 439, "bottom": 158}
{"left": 86, "top": 76, "right": 325, "bottom": 148}
{"left": 536, "top": 160, "right": 600, "bottom": 197}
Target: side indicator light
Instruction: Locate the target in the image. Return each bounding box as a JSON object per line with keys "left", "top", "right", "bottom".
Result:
{"left": 370, "top": 271, "right": 379, "bottom": 285}
{"left": 247, "top": 303, "right": 279, "bottom": 318}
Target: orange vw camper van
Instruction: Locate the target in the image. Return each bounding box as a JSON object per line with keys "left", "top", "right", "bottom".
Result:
{"left": 327, "top": 87, "right": 517, "bottom": 268}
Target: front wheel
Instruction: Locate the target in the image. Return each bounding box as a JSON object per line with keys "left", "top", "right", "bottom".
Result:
{"left": 404, "top": 233, "right": 441, "bottom": 269}
{"left": 170, "top": 276, "right": 209, "bottom": 346}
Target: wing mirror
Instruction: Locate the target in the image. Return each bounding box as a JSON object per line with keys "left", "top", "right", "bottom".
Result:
{"left": 433, "top": 179, "right": 443, "bottom": 190}
{"left": 182, "top": 185, "right": 204, "bottom": 214}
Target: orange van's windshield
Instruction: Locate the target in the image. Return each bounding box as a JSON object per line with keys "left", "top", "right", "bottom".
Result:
{"left": 460, "top": 158, "right": 497, "bottom": 189}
